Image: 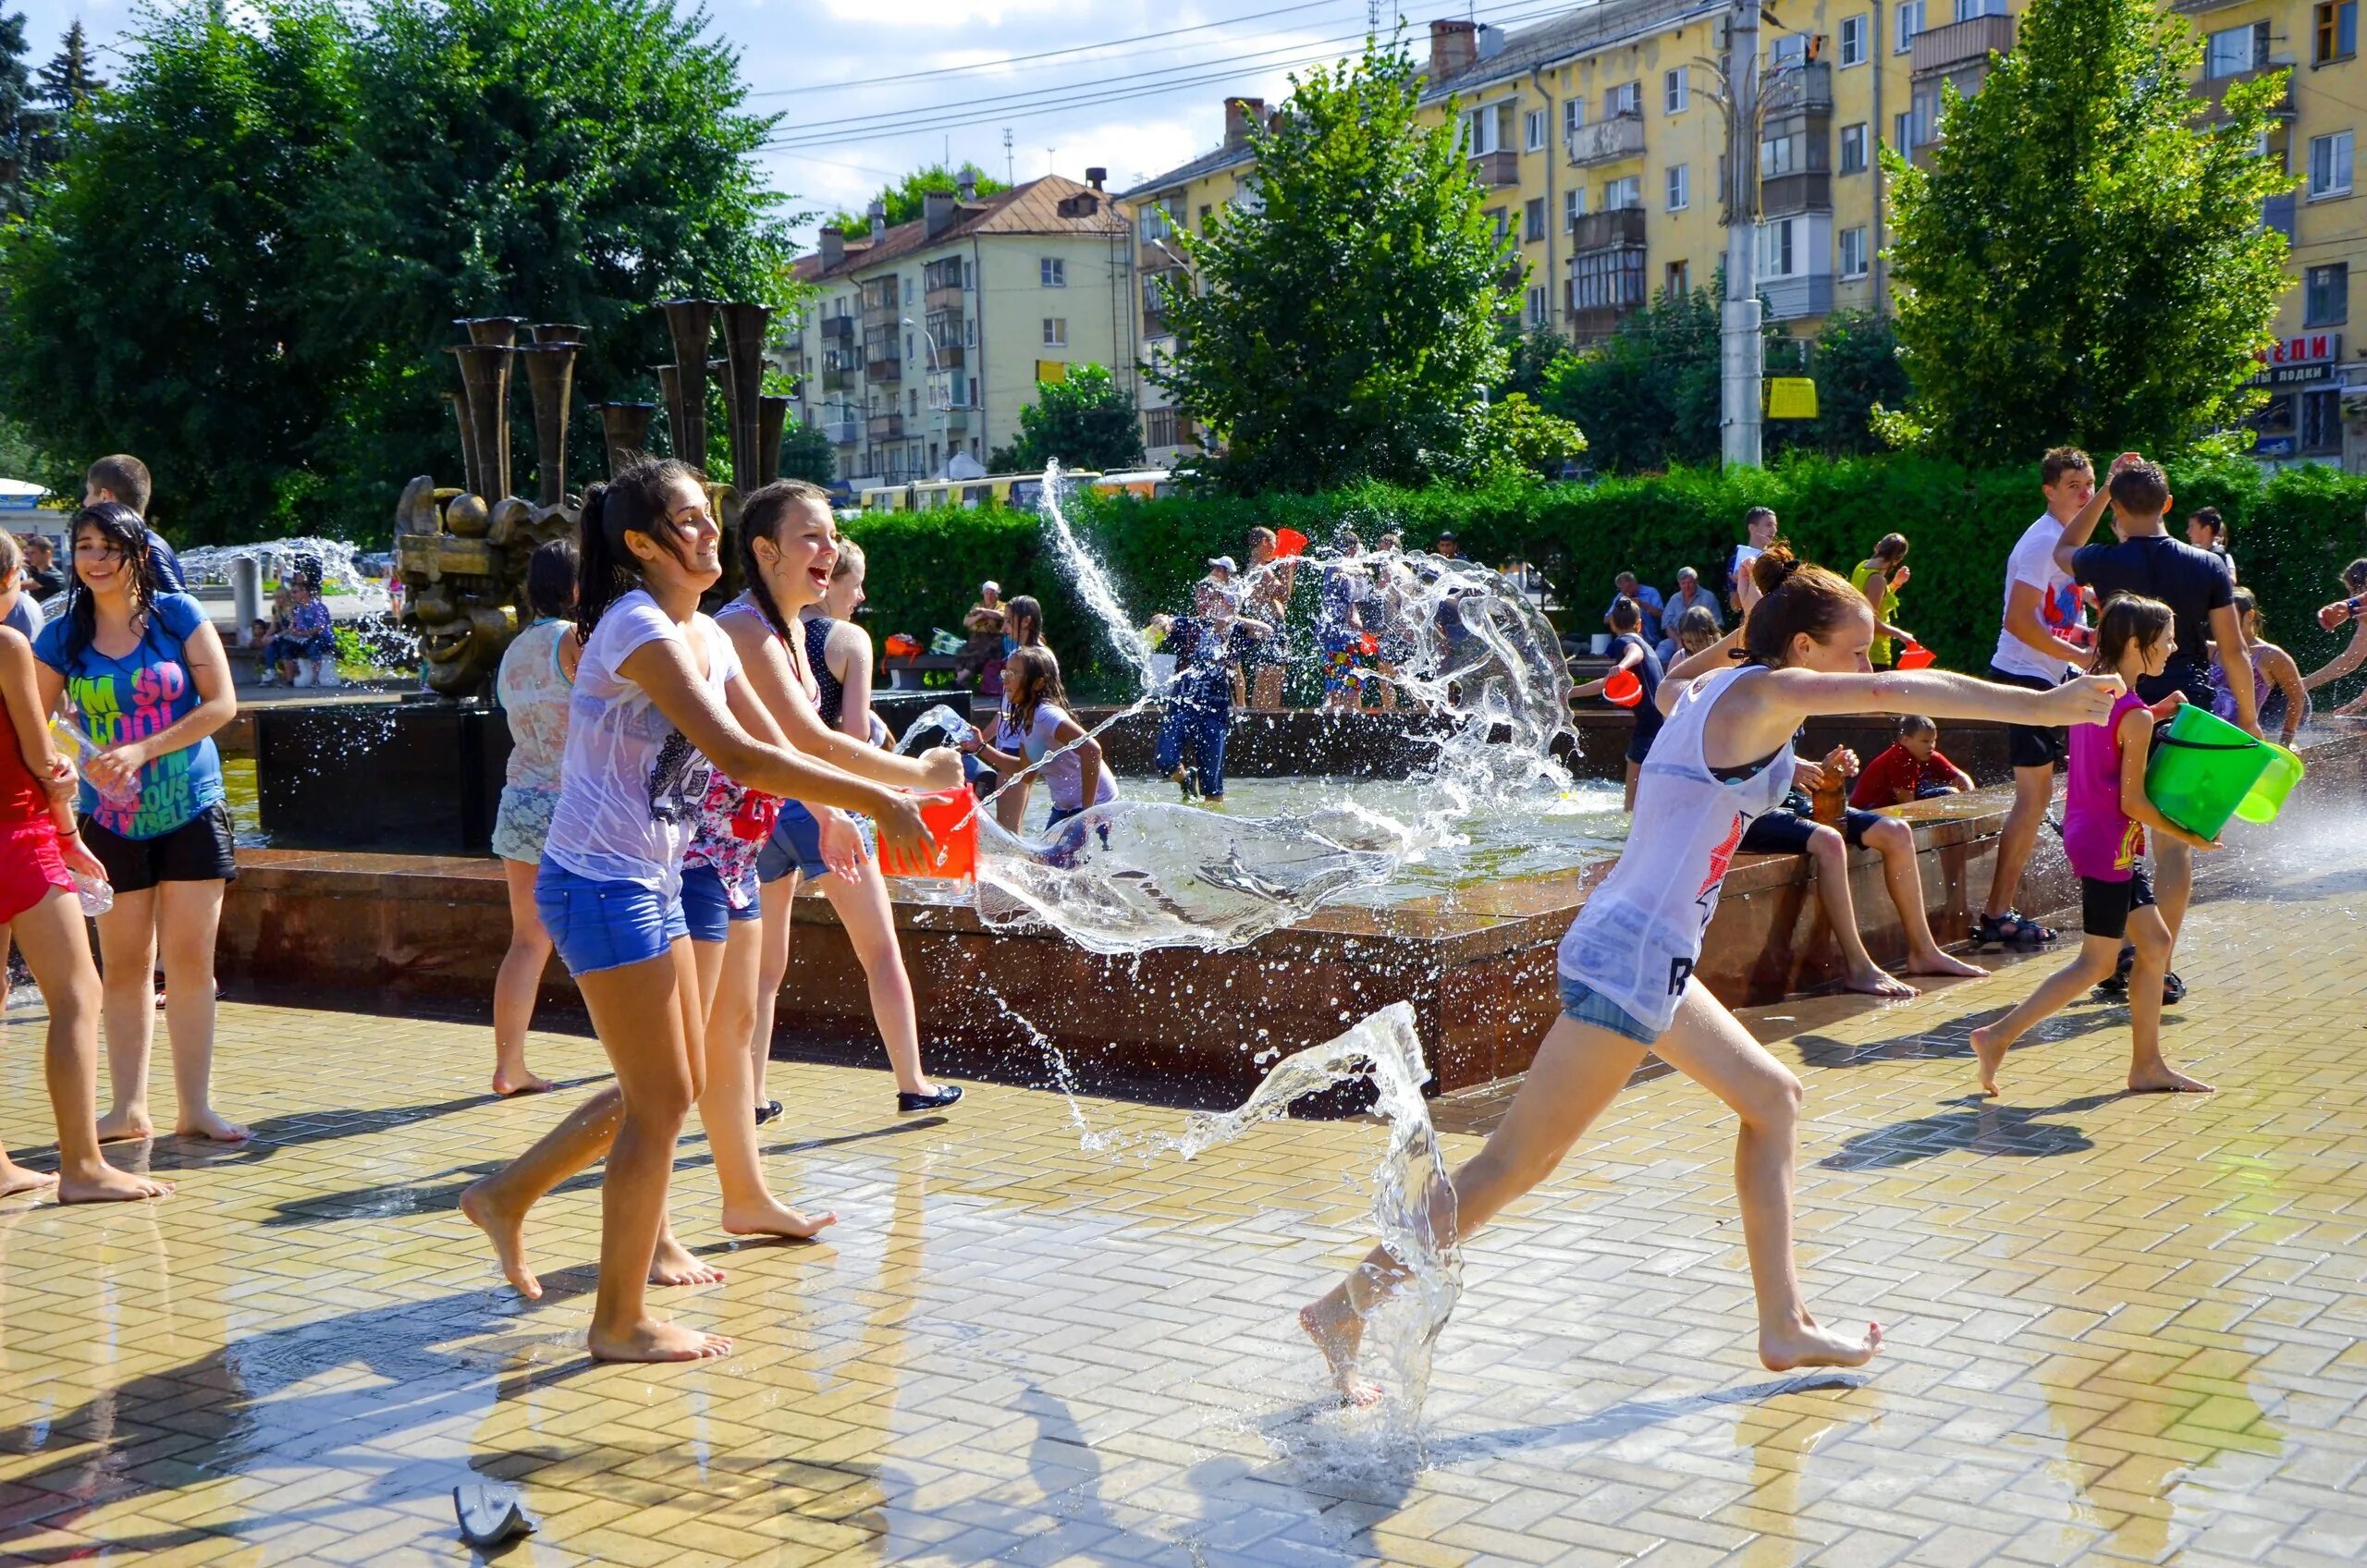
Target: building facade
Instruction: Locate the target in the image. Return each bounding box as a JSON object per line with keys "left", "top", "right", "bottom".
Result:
{"left": 781, "top": 173, "right": 1137, "bottom": 488}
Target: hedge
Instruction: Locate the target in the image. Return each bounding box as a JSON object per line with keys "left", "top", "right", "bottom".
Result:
{"left": 842, "top": 455, "right": 2367, "bottom": 704}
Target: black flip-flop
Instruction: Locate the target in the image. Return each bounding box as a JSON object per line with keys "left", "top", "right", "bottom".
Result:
{"left": 754, "top": 1100, "right": 783, "bottom": 1126}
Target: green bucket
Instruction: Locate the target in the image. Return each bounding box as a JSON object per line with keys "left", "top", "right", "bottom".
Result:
{"left": 2234, "top": 741, "right": 2304, "bottom": 825}
{"left": 2143, "top": 704, "right": 2275, "bottom": 839}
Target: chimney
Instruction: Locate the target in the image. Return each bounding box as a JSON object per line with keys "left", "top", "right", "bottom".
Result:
{"left": 957, "top": 165, "right": 978, "bottom": 202}
{"left": 819, "top": 226, "right": 844, "bottom": 269}
{"left": 1223, "top": 96, "right": 1266, "bottom": 150}
{"left": 1085, "top": 165, "right": 1107, "bottom": 191}
{"left": 1429, "top": 18, "right": 1479, "bottom": 80}
{"left": 867, "top": 199, "right": 887, "bottom": 239}
{"left": 924, "top": 189, "right": 957, "bottom": 237}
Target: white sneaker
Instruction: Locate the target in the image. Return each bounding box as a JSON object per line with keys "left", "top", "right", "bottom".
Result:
{"left": 291, "top": 664, "right": 315, "bottom": 688}
{"left": 312, "top": 658, "right": 341, "bottom": 689}
{"left": 257, "top": 668, "right": 281, "bottom": 687}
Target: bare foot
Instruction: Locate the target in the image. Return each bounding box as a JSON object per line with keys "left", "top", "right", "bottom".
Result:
{"left": 174, "top": 1109, "right": 251, "bottom": 1144}
{"left": 1969, "top": 1023, "right": 2011, "bottom": 1097}
{"left": 1299, "top": 1292, "right": 1383, "bottom": 1407}
{"left": 59, "top": 1165, "right": 173, "bottom": 1204}
{"left": 459, "top": 1180, "right": 543, "bottom": 1300}
{"left": 2128, "top": 1064, "right": 2214, "bottom": 1095}
{"left": 1905, "top": 950, "right": 1988, "bottom": 981}
{"left": 649, "top": 1233, "right": 725, "bottom": 1287}
{"left": 94, "top": 1109, "right": 153, "bottom": 1144}
{"left": 1842, "top": 966, "right": 1919, "bottom": 999}
{"left": 719, "top": 1198, "right": 840, "bottom": 1241}
{"left": 1760, "top": 1317, "right": 1883, "bottom": 1371}
{"left": 0, "top": 1162, "right": 58, "bottom": 1200}
{"left": 587, "top": 1318, "right": 731, "bottom": 1364}
{"left": 491, "top": 1068, "right": 556, "bottom": 1097}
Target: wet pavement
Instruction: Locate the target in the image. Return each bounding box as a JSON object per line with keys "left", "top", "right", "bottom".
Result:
{"left": 4, "top": 831, "right": 2367, "bottom": 1564}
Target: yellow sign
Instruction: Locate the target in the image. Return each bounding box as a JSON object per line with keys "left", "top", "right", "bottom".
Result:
{"left": 1036, "top": 360, "right": 1068, "bottom": 384}
{"left": 1767, "top": 377, "right": 1819, "bottom": 420}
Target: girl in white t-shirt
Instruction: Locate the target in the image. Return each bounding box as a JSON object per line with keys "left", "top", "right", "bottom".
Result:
{"left": 969, "top": 645, "right": 1118, "bottom": 865}
{"left": 460, "top": 459, "right": 934, "bottom": 1366}
{"left": 1301, "top": 550, "right": 2125, "bottom": 1406}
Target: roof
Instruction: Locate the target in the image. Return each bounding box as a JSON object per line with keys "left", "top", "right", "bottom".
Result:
{"left": 1420, "top": 0, "right": 1727, "bottom": 104}
{"left": 792, "top": 174, "right": 1132, "bottom": 284}
{"left": 1117, "top": 140, "right": 1256, "bottom": 202}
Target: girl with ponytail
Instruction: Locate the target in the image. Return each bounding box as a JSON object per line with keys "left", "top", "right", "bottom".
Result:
{"left": 1303, "top": 541, "right": 2128, "bottom": 1405}
{"left": 460, "top": 459, "right": 938, "bottom": 1365}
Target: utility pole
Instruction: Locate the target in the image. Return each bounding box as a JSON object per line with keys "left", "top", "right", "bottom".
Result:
{"left": 1721, "top": 0, "right": 1763, "bottom": 469}
{"left": 1003, "top": 128, "right": 1014, "bottom": 184}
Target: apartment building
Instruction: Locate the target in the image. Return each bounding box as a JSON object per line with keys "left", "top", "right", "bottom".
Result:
{"left": 781, "top": 172, "right": 1138, "bottom": 487}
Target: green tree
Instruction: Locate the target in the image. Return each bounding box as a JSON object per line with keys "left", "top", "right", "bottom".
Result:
{"left": 987, "top": 362, "right": 1145, "bottom": 473}
{"left": 778, "top": 419, "right": 835, "bottom": 484}
{"left": 1883, "top": 0, "right": 2293, "bottom": 460}
{"left": 828, "top": 161, "right": 1008, "bottom": 231}
{"left": 27, "top": 19, "right": 102, "bottom": 178}
{"left": 1495, "top": 322, "right": 1575, "bottom": 400}
{"left": 1540, "top": 283, "right": 1722, "bottom": 472}
{"left": 1801, "top": 310, "right": 1911, "bottom": 457}
{"left": 1150, "top": 36, "right": 1513, "bottom": 494}
{"left": 0, "top": 10, "right": 38, "bottom": 214}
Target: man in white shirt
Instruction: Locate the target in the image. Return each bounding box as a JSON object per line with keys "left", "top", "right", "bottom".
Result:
{"left": 1977, "top": 446, "right": 2097, "bottom": 947}
{"left": 1727, "top": 507, "right": 1777, "bottom": 611}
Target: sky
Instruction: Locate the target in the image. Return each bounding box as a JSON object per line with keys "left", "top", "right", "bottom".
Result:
{"left": 16, "top": 0, "right": 1517, "bottom": 251}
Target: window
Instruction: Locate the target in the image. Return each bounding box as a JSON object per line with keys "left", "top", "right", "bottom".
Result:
{"left": 1771, "top": 34, "right": 1808, "bottom": 68}
{"left": 1895, "top": 0, "right": 1922, "bottom": 50}
{"left": 1607, "top": 80, "right": 1642, "bottom": 116}
{"left": 1760, "top": 217, "right": 1798, "bottom": 277}
{"left": 1666, "top": 260, "right": 1690, "bottom": 294}
{"left": 1570, "top": 246, "right": 1646, "bottom": 311}
{"left": 2311, "top": 130, "right": 2355, "bottom": 197}
{"left": 1666, "top": 164, "right": 1690, "bottom": 210}
{"left": 1760, "top": 133, "right": 1799, "bottom": 178}
{"left": 1956, "top": 0, "right": 2005, "bottom": 17}
{"left": 1840, "top": 226, "right": 1870, "bottom": 277}
{"left": 1042, "top": 317, "right": 1066, "bottom": 347}
{"left": 1841, "top": 123, "right": 1869, "bottom": 173}
{"left": 1525, "top": 197, "right": 1547, "bottom": 242}
{"left": 903, "top": 277, "right": 914, "bottom": 305}
{"left": 1664, "top": 67, "right": 1688, "bottom": 114}
{"left": 1525, "top": 285, "right": 1548, "bottom": 326}
{"left": 1198, "top": 203, "right": 1212, "bottom": 228}
{"left": 1895, "top": 109, "right": 1918, "bottom": 150}
{"left": 1487, "top": 206, "right": 1511, "bottom": 239}
{"left": 1040, "top": 258, "right": 1066, "bottom": 288}
{"left": 908, "top": 388, "right": 918, "bottom": 417}
{"left": 1464, "top": 103, "right": 1502, "bottom": 154}
{"left": 1526, "top": 108, "right": 1548, "bottom": 151}
{"left": 2303, "top": 388, "right": 2344, "bottom": 453}
{"left": 2308, "top": 263, "right": 2350, "bottom": 324}
{"left": 2317, "top": 1, "right": 2358, "bottom": 63}
{"left": 1605, "top": 175, "right": 1641, "bottom": 209}
{"left": 1840, "top": 14, "right": 1868, "bottom": 66}
{"left": 1565, "top": 188, "right": 1588, "bottom": 228}
{"left": 2207, "top": 21, "right": 2271, "bottom": 78}
{"left": 1564, "top": 98, "right": 1587, "bottom": 136}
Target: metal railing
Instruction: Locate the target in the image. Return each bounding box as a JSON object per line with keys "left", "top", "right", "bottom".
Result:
{"left": 1567, "top": 113, "right": 1646, "bottom": 167}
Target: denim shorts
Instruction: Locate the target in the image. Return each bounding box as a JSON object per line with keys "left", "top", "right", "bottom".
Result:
{"left": 756, "top": 801, "right": 828, "bottom": 884}
{"left": 534, "top": 862, "right": 689, "bottom": 976}
{"left": 679, "top": 862, "right": 763, "bottom": 945}
{"left": 1557, "top": 973, "right": 1659, "bottom": 1045}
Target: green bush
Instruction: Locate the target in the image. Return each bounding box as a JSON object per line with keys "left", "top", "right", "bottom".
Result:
{"left": 841, "top": 458, "right": 2367, "bottom": 704}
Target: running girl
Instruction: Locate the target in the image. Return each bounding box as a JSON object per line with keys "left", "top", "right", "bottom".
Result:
{"left": 1971, "top": 596, "right": 2218, "bottom": 1099}
{"left": 458, "top": 460, "right": 935, "bottom": 1364}
{"left": 1302, "top": 551, "right": 2122, "bottom": 1403}
{"left": 970, "top": 645, "right": 1117, "bottom": 864}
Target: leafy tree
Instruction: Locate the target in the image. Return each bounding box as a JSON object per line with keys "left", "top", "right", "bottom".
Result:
{"left": 0, "top": 10, "right": 37, "bottom": 214}
{"left": 778, "top": 418, "right": 835, "bottom": 484}
{"left": 1883, "top": 0, "right": 2292, "bottom": 460}
{"left": 1540, "top": 283, "right": 1722, "bottom": 472}
{"left": 987, "top": 362, "right": 1144, "bottom": 473}
{"left": 1495, "top": 322, "right": 1575, "bottom": 401}
{"left": 28, "top": 19, "right": 105, "bottom": 178}
{"left": 828, "top": 161, "right": 1007, "bottom": 232}
{"left": 1151, "top": 36, "right": 1513, "bottom": 494}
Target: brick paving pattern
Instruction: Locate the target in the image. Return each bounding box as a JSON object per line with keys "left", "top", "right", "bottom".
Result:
{"left": 3, "top": 840, "right": 2365, "bottom": 1564}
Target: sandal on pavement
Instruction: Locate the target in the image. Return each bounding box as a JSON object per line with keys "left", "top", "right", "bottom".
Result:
{"left": 1978, "top": 911, "right": 2057, "bottom": 948}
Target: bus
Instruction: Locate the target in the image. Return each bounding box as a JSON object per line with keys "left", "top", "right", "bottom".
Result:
{"left": 857, "top": 469, "right": 1177, "bottom": 514}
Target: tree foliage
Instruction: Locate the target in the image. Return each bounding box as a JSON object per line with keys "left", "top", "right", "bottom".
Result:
{"left": 828, "top": 161, "right": 1008, "bottom": 232}
{"left": 1150, "top": 36, "right": 1515, "bottom": 494}
{"left": 987, "top": 362, "right": 1145, "bottom": 474}
{"left": 778, "top": 419, "right": 835, "bottom": 484}
{"left": 0, "top": 0, "right": 797, "bottom": 543}
{"left": 0, "top": 10, "right": 36, "bottom": 216}
{"left": 1883, "top": 0, "right": 2293, "bottom": 460}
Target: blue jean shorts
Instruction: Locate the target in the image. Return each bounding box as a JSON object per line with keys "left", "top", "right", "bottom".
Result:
{"left": 1557, "top": 974, "right": 1659, "bottom": 1045}
{"left": 756, "top": 801, "right": 828, "bottom": 884}
{"left": 679, "top": 863, "right": 763, "bottom": 945}
{"left": 534, "top": 862, "right": 689, "bottom": 977}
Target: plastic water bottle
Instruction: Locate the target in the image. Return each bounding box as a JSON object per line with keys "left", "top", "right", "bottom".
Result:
{"left": 50, "top": 718, "right": 140, "bottom": 814}
{"left": 896, "top": 704, "right": 979, "bottom": 754}
{"left": 70, "top": 870, "right": 113, "bottom": 917}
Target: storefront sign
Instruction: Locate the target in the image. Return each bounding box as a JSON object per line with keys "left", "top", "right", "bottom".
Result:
{"left": 2250, "top": 333, "right": 2342, "bottom": 386}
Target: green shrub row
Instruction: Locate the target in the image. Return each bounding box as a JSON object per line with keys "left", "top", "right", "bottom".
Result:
{"left": 842, "top": 456, "right": 2367, "bottom": 704}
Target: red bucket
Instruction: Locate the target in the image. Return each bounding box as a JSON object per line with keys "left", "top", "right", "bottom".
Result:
{"left": 1603, "top": 668, "right": 1644, "bottom": 708}
{"left": 1896, "top": 642, "right": 1938, "bottom": 669}
{"left": 876, "top": 789, "right": 978, "bottom": 880}
{"left": 1274, "top": 527, "right": 1308, "bottom": 558}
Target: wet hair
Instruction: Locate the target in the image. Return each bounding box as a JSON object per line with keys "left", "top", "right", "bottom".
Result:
{"left": 1740, "top": 546, "right": 1869, "bottom": 668}
{"left": 1003, "top": 644, "right": 1069, "bottom": 735}
{"left": 2107, "top": 460, "right": 2170, "bottom": 518}
{"left": 2092, "top": 593, "right": 2174, "bottom": 674}
{"left": 1246, "top": 526, "right": 1276, "bottom": 552}
{"left": 831, "top": 536, "right": 865, "bottom": 583}
{"left": 1871, "top": 532, "right": 1908, "bottom": 564}
{"left": 733, "top": 477, "right": 837, "bottom": 643}
{"left": 1674, "top": 604, "right": 1720, "bottom": 649}
{"left": 2189, "top": 506, "right": 2225, "bottom": 545}
{"left": 86, "top": 454, "right": 153, "bottom": 516}
{"left": 0, "top": 529, "right": 18, "bottom": 583}
{"left": 524, "top": 537, "right": 579, "bottom": 621}
{"left": 1899, "top": 714, "right": 1937, "bottom": 740}
{"left": 1743, "top": 506, "right": 1777, "bottom": 533}
{"left": 2232, "top": 584, "right": 2260, "bottom": 631}
{"left": 1607, "top": 595, "right": 1641, "bottom": 632}
{"left": 1006, "top": 594, "right": 1044, "bottom": 648}
{"left": 576, "top": 457, "right": 704, "bottom": 642}
{"left": 2341, "top": 557, "right": 2367, "bottom": 595}
{"left": 63, "top": 502, "right": 160, "bottom": 661}
{"left": 2041, "top": 447, "right": 2093, "bottom": 487}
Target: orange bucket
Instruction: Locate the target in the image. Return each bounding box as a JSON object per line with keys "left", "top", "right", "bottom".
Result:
{"left": 1603, "top": 668, "right": 1644, "bottom": 708}
{"left": 1896, "top": 642, "right": 1938, "bottom": 669}
{"left": 1274, "top": 528, "right": 1308, "bottom": 558}
{"left": 876, "top": 788, "right": 978, "bottom": 880}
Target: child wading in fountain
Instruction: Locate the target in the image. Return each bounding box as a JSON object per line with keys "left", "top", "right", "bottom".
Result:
{"left": 1154, "top": 579, "right": 1268, "bottom": 805}
{"left": 486, "top": 540, "right": 579, "bottom": 1096}
{"left": 1568, "top": 595, "right": 1663, "bottom": 809}
{"left": 970, "top": 645, "right": 1117, "bottom": 864}
{"left": 1850, "top": 716, "right": 1974, "bottom": 808}
{"left": 1971, "top": 595, "right": 2218, "bottom": 1098}
{"left": 459, "top": 460, "right": 934, "bottom": 1364}
{"left": 1301, "top": 548, "right": 2124, "bottom": 1404}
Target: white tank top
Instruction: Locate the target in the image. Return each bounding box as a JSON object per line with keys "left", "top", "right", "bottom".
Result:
{"left": 1555, "top": 666, "right": 1794, "bottom": 1035}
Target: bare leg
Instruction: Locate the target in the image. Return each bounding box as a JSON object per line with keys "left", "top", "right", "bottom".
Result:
{"left": 1982, "top": 766, "right": 2054, "bottom": 921}
{"left": 1969, "top": 935, "right": 2121, "bottom": 1096}
{"left": 1805, "top": 827, "right": 1915, "bottom": 998}
{"left": 460, "top": 1083, "right": 621, "bottom": 1299}
{"left": 9, "top": 889, "right": 169, "bottom": 1203}
{"left": 154, "top": 879, "right": 244, "bottom": 1142}
{"left": 1864, "top": 818, "right": 1985, "bottom": 980}
{"left": 1622, "top": 759, "right": 1639, "bottom": 814}
{"left": 697, "top": 920, "right": 837, "bottom": 1240}
{"left": 91, "top": 888, "right": 158, "bottom": 1142}
{"left": 1253, "top": 665, "right": 1284, "bottom": 712}
{"left": 820, "top": 861, "right": 938, "bottom": 1097}
{"left": 2123, "top": 909, "right": 2209, "bottom": 1093}
{"left": 750, "top": 873, "right": 799, "bottom": 1109}
{"left": 2151, "top": 838, "right": 2195, "bottom": 945}
{"left": 490, "top": 858, "right": 557, "bottom": 1096}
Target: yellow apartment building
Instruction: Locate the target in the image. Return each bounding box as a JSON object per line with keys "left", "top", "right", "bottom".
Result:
{"left": 780, "top": 173, "right": 1137, "bottom": 488}
{"left": 1121, "top": 2, "right": 2367, "bottom": 471}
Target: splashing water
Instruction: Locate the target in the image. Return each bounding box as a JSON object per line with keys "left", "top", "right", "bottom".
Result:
{"left": 1036, "top": 458, "right": 1155, "bottom": 690}
{"left": 177, "top": 537, "right": 393, "bottom": 614}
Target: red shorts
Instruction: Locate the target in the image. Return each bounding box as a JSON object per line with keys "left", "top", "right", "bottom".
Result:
{"left": 0, "top": 817, "right": 75, "bottom": 924}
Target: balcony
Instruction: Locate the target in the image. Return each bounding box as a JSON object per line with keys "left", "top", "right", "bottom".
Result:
{"left": 1760, "top": 274, "right": 1836, "bottom": 321}
{"left": 1766, "top": 60, "right": 1833, "bottom": 114}
{"left": 1567, "top": 113, "right": 1646, "bottom": 167}
{"left": 1911, "top": 14, "right": 2016, "bottom": 76}
{"left": 868, "top": 411, "right": 904, "bottom": 440}
{"left": 1567, "top": 300, "right": 1645, "bottom": 340}
{"left": 1470, "top": 149, "right": 1521, "bottom": 187}
{"left": 930, "top": 341, "right": 964, "bottom": 370}
{"left": 2197, "top": 62, "right": 2296, "bottom": 124}
{"left": 818, "top": 315, "right": 853, "bottom": 345}
{"left": 1570, "top": 207, "right": 1649, "bottom": 253}
{"left": 2263, "top": 190, "right": 2298, "bottom": 239}
{"left": 941, "top": 407, "right": 970, "bottom": 435}
{"left": 865, "top": 349, "right": 902, "bottom": 382}
{"left": 822, "top": 364, "right": 854, "bottom": 393}
{"left": 859, "top": 286, "right": 901, "bottom": 325}
{"left": 819, "top": 417, "right": 860, "bottom": 447}
{"left": 1760, "top": 170, "right": 1833, "bottom": 216}
{"left": 924, "top": 282, "right": 964, "bottom": 313}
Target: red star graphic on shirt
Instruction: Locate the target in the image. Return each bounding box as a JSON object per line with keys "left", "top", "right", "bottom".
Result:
{"left": 1697, "top": 812, "right": 1744, "bottom": 900}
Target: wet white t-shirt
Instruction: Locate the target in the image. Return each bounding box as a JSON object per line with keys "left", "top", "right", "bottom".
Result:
{"left": 1991, "top": 512, "right": 2079, "bottom": 681}
{"left": 544, "top": 589, "right": 742, "bottom": 894}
